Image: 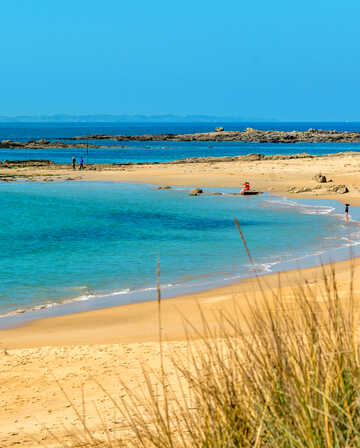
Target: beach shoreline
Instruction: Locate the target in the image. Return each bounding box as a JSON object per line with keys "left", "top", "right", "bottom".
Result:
{"left": 1, "top": 255, "right": 359, "bottom": 349}
{"left": 0, "top": 182, "right": 358, "bottom": 330}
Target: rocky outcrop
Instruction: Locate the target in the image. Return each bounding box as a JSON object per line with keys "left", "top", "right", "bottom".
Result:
{"left": 0, "top": 139, "right": 123, "bottom": 150}
{"left": 56, "top": 128, "right": 360, "bottom": 143}
{"left": 288, "top": 186, "right": 313, "bottom": 193}
{"left": 156, "top": 186, "right": 172, "bottom": 190}
{"left": 2, "top": 129, "right": 360, "bottom": 149}
{"left": 288, "top": 183, "right": 349, "bottom": 194}
{"left": 2, "top": 160, "right": 55, "bottom": 167}
{"left": 328, "top": 184, "right": 349, "bottom": 194}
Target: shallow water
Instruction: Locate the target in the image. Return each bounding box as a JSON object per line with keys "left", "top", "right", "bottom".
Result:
{"left": 0, "top": 181, "right": 359, "bottom": 324}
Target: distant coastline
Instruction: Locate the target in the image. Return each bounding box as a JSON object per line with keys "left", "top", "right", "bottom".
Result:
{"left": 0, "top": 114, "right": 278, "bottom": 123}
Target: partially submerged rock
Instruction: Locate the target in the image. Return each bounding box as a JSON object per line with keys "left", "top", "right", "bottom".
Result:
{"left": 156, "top": 185, "right": 172, "bottom": 190}
{"left": 189, "top": 188, "right": 203, "bottom": 196}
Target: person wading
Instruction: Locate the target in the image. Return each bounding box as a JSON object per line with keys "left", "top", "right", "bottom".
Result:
{"left": 345, "top": 203, "right": 350, "bottom": 221}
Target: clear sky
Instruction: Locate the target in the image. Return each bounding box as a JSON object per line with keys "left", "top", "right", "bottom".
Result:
{"left": 1, "top": 0, "right": 359, "bottom": 121}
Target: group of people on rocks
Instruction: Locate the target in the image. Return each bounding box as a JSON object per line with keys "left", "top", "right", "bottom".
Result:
{"left": 72, "top": 156, "right": 84, "bottom": 170}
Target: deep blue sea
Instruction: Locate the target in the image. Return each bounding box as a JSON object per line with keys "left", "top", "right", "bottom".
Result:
{"left": 0, "top": 122, "right": 360, "bottom": 164}
{"left": 0, "top": 122, "right": 359, "bottom": 328}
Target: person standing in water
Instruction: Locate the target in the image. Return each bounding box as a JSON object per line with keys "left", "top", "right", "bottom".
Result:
{"left": 72, "top": 156, "right": 76, "bottom": 170}
{"left": 345, "top": 203, "right": 350, "bottom": 221}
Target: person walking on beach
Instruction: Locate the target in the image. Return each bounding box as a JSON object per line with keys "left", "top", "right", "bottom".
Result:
{"left": 79, "top": 157, "right": 84, "bottom": 170}
{"left": 345, "top": 203, "right": 350, "bottom": 221}
{"left": 72, "top": 156, "right": 76, "bottom": 170}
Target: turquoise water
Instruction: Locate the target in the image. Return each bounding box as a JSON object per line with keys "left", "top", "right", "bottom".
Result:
{"left": 0, "top": 181, "right": 359, "bottom": 325}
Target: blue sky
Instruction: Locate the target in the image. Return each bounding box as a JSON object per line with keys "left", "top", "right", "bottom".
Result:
{"left": 1, "top": 0, "right": 359, "bottom": 120}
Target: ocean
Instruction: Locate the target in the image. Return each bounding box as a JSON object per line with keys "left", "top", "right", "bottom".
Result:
{"left": 1, "top": 122, "right": 360, "bottom": 164}
{"left": 0, "top": 122, "right": 359, "bottom": 328}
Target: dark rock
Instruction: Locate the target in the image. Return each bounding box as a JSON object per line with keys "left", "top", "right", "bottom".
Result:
{"left": 215, "top": 127, "right": 224, "bottom": 132}
{"left": 313, "top": 173, "right": 327, "bottom": 183}
{"left": 156, "top": 186, "right": 172, "bottom": 190}
{"left": 189, "top": 188, "right": 203, "bottom": 196}
{"left": 3, "top": 160, "right": 55, "bottom": 167}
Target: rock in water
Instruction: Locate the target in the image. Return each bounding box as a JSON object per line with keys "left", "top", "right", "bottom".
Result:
{"left": 215, "top": 126, "right": 224, "bottom": 132}
{"left": 189, "top": 188, "right": 203, "bottom": 196}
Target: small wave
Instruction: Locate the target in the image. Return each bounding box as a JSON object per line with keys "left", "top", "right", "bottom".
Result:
{"left": 0, "top": 283, "right": 179, "bottom": 320}
{"left": 263, "top": 197, "right": 335, "bottom": 216}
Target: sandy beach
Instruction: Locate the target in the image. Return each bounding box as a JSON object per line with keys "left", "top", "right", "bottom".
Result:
{"left": 1, "top": 257, "right": 359, "bottom": 447}
{"left": 2, "top": 151, "right": 360, "bottom": 205}
{"left": 1, "top": 153, "right": 360, "bottom": 446}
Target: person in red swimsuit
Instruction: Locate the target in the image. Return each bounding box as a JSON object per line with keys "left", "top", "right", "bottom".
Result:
{"left": 240, "top": 182, "right": 250, "bottom": 195}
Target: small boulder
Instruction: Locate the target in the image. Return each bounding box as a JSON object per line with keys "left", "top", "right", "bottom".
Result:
{"left": 313, "top": 173, "right": 327, "bottom": 183}
{"left": 189, "top": 188, "right": 203, "bottom": 196}
{"left": 156, "top": 186, "right": 172, "bottom": 190}
{"left": 215, "top": 126, "right": 224, "bottom": 132}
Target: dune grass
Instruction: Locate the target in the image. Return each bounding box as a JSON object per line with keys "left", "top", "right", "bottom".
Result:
{"left": 50, "top": 221, "right": 360, "bottom": 447}
{"left": 52, "top": 260, "right": 360, "bottom": 448}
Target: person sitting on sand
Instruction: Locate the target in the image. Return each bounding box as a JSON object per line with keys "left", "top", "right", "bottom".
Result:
{"left": 240, "top": 182, "right": 250, "bottom": 195}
